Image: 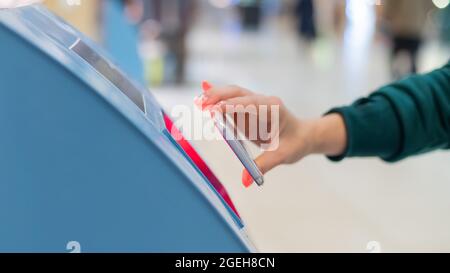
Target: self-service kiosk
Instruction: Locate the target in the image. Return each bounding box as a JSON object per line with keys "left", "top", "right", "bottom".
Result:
{"left": 0, "top": 5, "right": 254, "bottom": 252}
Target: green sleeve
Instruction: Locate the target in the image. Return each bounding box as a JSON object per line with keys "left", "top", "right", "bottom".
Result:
{"left": 328, "top": 61, "right": 450, "bottom": 162}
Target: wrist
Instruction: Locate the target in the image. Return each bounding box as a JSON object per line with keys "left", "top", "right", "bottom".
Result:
{"left": 293, "top": 118, "right": 317, "bottom": 157}
{"left": 308, "top": 114, "right": 347, "bottom": 156}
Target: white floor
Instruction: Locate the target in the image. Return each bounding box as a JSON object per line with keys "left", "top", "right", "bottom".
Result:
{"left": 152, "top": 8, "right": 450, "bottom": 252}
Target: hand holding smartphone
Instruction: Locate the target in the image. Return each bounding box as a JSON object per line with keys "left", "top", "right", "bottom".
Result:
{"left": 198, "top": 81, "right": 264, "bottom": 187}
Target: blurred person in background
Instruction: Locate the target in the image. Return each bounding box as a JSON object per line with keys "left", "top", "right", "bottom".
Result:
{"left": 148, "top": 0, "right": 196, "bottom": 84}
{"left": 198, "top": 60, "right": 450, "bottom": 187}
{"left": 238, "top": 0, "right": 263, "bottom": 30}
{"left": 295, "top": 0, "right": 317, "bottom": 41}
{"left": 382, "top": 0, "right": 434, "bottom": 79}
{"left": 121, "top": 0, "right": 196, "bottom": 85}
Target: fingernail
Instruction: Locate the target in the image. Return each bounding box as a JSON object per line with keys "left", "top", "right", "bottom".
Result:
{"left": 202, "top": 81, "right": 212, "bottom": 92}
{"left": 242, "top": 170, "right": 253, "bottom": 188}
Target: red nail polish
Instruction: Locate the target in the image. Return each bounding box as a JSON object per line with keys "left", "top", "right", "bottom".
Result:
{"left": 242, "top": 169, "right": 253, "bottom": 188}
{"left": 202, "top": 81, "right": 212, "bottom": 92}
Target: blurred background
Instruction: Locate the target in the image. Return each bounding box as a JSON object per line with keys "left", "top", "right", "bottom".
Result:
{"left": 44, "top": 0, "right": 450, "bottom": 252}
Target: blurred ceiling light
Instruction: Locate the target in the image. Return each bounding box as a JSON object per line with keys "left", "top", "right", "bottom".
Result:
{"left": 363, "top": 0, "right": 381, "bottom": 5}
{"left": 343, "top": 0, "right": 375, "bottom": 93}
{"left": 346, "top": 0, "right": 374, "bottom": 24}
{"left": 65, "top": 0, "right": 81, "bottom": 6}
{"left": 432, "top": 0, "right": 449, "bottom": 9}
{"left": 0, "top": 0, "right": 42, "bottom": 8}
{"left": 208, "top": 0, "right": 234, "bottom": 9}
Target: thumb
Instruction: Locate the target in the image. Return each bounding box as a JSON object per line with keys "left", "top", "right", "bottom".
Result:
{"left": 242, "top": 151, "right": 283, "bottom": 188}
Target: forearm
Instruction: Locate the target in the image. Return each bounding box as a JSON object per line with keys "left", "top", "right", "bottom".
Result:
{"left": 313, "top": 61, "right": 450, "bottom": 162}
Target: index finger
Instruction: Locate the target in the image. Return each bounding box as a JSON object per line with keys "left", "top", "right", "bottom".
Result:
{"left": 202, "top": 84, "right": 253, "bottom": 108}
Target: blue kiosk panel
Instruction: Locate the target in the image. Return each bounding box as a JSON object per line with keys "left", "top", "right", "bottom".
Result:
{"left": 0, "top": 5, "right": 252, "bottom": 252}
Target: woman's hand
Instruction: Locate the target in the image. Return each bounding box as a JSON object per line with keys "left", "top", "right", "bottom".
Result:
{"left": 195, "top": 81, "right": 347, "bottom": 187}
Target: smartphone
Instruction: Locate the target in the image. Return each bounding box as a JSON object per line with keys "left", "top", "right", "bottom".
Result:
{"left": 213, "top": 114, "right": 264, "bottom": 186}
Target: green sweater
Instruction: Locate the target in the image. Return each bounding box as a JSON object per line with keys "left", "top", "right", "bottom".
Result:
{"left": 329, "top": 61, "right": 450, "bottom": 162}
